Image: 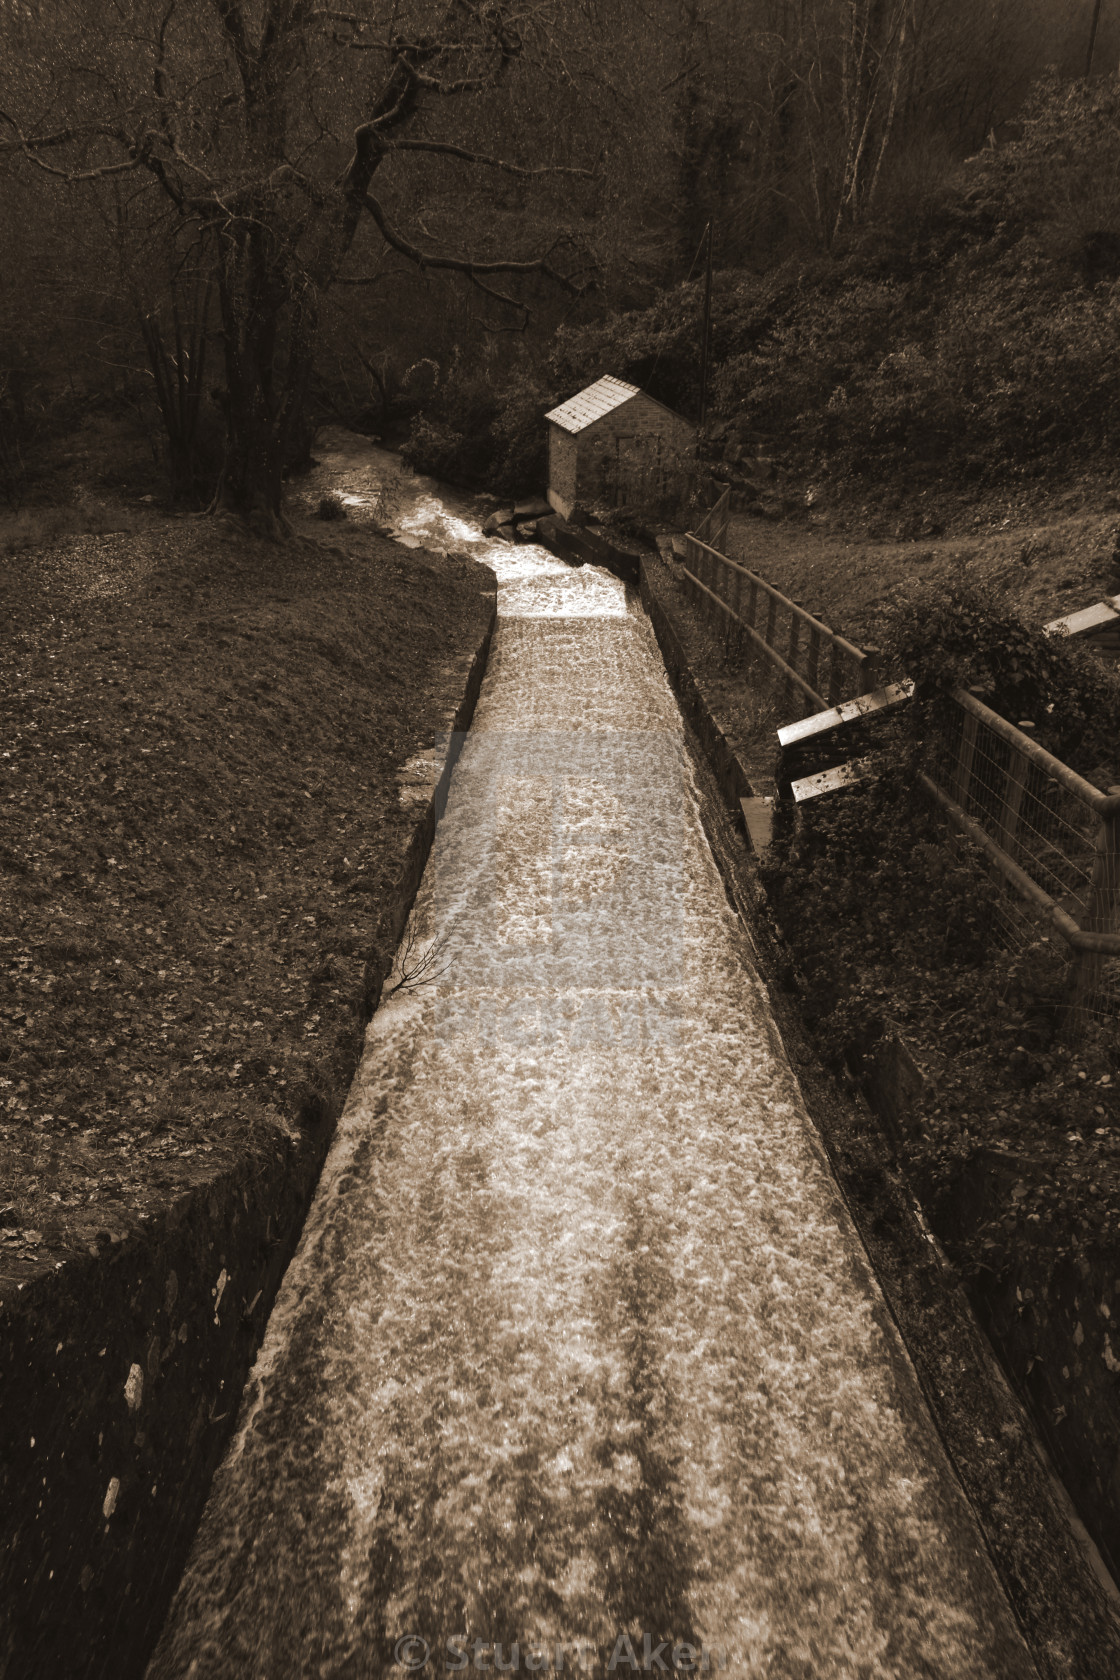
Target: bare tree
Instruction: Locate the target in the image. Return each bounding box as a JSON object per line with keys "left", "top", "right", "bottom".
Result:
{"left": 0, "top": 0, "right": 600, "bottom": 531}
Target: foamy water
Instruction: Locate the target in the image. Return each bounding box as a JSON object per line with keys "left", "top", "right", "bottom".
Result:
{"left": 147, "top": 448, "right": 1031, "bottom": 1679}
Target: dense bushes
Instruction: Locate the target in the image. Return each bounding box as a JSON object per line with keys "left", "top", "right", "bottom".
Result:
{"left": 395, "top": 71, "right": 1120, "bottom": 502}
{"left": 400, "top": 358, "right": 552, "bottom": 495}
{"left": 763, "top": 742, "right": 1120, "bottom": 1276}
{"left": 765, "top": 754, "right": 999, "bottom": 1036}
{"left": 762, "top": 579, "right": 1120, "bottom": 1276}
{"left": 765, "top": 581, "right": 1093, "bottom": 1044}
{"left": 752, "top": 77, "right": 1120, "bottom": 480}
{"left": 881, "top": 579, "right": 1120, "bottom": 777}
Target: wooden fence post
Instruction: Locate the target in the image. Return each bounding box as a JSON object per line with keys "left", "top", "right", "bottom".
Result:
{"left": 745, "top": 577, "right": 759, "bottom": 675}
{"left": 764, "top": 592, "right": 778, "bottom": 672}
{"left": 1067, "top": 803, "right": 1120, "bottom": 1034}
{"left": 684, "top": 535, "right": 698, "bottom": 611}
{"left": 786, "top": 610, "right": 801, "bottom": 708}
{"left": 996, "top": 723, "right": 1033, "bottom": 859}
{"left": 953, "top": 695, "right": 982, "bottom": 812}
{"left": 806, "top": 623, "right": 821, "bottom": 702}
{"left": 709, "top": 550, "right": 721, "bottom": 631}
{"left": 827, "top": 642, "right": 844, "bottom": 706}
{"left": 729, "top": 563, "right": 744, "bottom": 657}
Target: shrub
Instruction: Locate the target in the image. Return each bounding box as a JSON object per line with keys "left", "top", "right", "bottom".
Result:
{"left": 764, "top": 747, "right": 1002, "bottom": 1047}
{"left": 539, "top": 73, "right": 1120, "bottom": 487}
{"left": 880, "top": 579, "right": 1120, "bottom": 776}
{"left": 399, "top": 354, "right": 558, "bottom": 498}
{"left": 760, "top": 578, "right": 1120, "bottom": 1279}
{"left": 398, "top": 352, "right": 506, "bottom": 488}
{"left": 399, "top": 416, "right": 475, "bottom": 482}
{"left": 485, "top": 374, "right": 552, "bottom": 498}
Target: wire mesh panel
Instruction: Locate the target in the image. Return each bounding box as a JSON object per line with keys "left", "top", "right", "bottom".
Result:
{"left": 933, "top": 709, "right": 1095, "bottom": 909}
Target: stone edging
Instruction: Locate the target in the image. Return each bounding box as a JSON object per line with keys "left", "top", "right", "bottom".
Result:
{"left": 0, "top": 586, "right": 497, "bottom": 1680}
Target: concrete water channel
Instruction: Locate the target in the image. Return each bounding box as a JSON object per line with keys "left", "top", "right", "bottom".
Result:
{"left": 147, "top": 444, "right": 1036, "bottom": 1677}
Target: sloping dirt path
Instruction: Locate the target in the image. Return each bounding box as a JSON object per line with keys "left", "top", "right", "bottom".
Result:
{"left": 147, "top": 502, "right": 1034, "bottom": 1678}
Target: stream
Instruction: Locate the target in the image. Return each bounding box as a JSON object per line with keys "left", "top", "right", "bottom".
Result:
{"left": 146, "top": 433, "right": 1034, "bottom": 1678}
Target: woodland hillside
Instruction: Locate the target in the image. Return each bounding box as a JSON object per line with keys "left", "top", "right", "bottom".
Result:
{"left": 2, "top": 1, "right": 1119, "bottom": 525}
{"left": 403, "top": 70, "right": 1120, "bottom": 503}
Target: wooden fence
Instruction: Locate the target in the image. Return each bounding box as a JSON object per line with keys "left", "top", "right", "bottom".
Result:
{"left": 680, "top": 505, "right": 876, "bottom": 711}
{"left": 680, "top": 491, "right": 1119, "bottom": 1039}
{"left": 920, "top": 688, "right": 1120, "bottom": 1038}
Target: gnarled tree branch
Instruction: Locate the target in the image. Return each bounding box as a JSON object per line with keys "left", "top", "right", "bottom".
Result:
{"left": 360, "top": 189, "right": 584, "bottom": 305}
{"left": 384, "top": 137, "right": 594, "bottom": 178}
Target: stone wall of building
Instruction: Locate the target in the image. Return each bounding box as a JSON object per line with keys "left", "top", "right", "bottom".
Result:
{"left": 546, "top": 426, "right": 579, "bottom": 520}
{"left": 577, "top": 395, "right": 695, "bottom": 509}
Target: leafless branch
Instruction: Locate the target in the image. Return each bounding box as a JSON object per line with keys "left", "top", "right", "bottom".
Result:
{"left": 387, "top": 927, "right": 451, "bottom": 996}
{"left": 360, "top": 190, "right": 583, "bottom": 300}
{"left": 309, "top": 8, "right": 375, "bottom": 24}
{"left": 0, "top": 115, "right": 123, "bottom": 156}
{"left": 384, "top": 137, "right": 594, "bottom": 178}
{"left": 18, "top": 149, "right": 144, "bottom": 182}
{"left": 209, "top": 0, "right": 255, "bottom": 101}
{"left": 154, "top": 0, "right": 181, "bottom": 151}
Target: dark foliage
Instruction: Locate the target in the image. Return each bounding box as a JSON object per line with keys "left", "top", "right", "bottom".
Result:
{"left": 881, "top": 579, "right": 1120, "bottom": 778}
{"left": 762, "top": 580, "right": 1120, "bottom": 1283}
{"left": 418, "top": 71, "right": 1120, "bottom": 499}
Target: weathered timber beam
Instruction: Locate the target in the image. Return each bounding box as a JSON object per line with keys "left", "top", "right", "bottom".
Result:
{"left": 777, "top": 680, "right": 915, "bottom": 749}
{"left": 1045, "top": 596, "right": 1120, "bottom": 639}
{"left": 791, "top": 758, "right": 875, "bottom": 802}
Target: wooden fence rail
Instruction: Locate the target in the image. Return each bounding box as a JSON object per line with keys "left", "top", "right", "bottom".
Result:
{"left": 680, "top": 491, "right": 1119, "bottom": 1038}
{"left": 920, "top": 688, "right": 1120, "bottom": 1040}
{"left": 680, "top": 529, "right": 875, "bottom": 711}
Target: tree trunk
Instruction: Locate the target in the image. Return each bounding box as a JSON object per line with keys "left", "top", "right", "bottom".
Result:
{"left": 138, "top": 281, "right": 213, "bottom": 504}
{"left": 213, "top": 222, "right": 317, "bottom": 537}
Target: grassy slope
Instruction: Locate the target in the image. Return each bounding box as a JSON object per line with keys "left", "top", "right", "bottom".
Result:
{"left": 0, "top": 510, "right": 492, "bottom": 1293}
{"left": 725, "top": 473, "right": 1120, "bottom": 653}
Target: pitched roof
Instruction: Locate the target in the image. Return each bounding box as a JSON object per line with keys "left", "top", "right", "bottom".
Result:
{"left": 544, "top": 375, "right": 641, "bottom": 435}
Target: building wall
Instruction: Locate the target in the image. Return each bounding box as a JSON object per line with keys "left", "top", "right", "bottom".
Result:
{"left": 575, "top": 395, "right": 695, "bottom": 509}
{"left": 547, "top": 426, "right": 579, "bottom": 520}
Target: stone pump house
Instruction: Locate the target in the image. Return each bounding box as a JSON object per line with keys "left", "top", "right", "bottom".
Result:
{"left": 544, "top": 376, "right": 696, "bottom": 521}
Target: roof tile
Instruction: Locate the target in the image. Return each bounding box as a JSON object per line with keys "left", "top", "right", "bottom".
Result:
{"left": 544, "top": 375, "right": 640, "bottom": 435}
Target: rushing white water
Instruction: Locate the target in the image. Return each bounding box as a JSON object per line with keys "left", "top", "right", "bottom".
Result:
{"left": 147, "top": 444, "right": 1033, "bottom": 1679}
